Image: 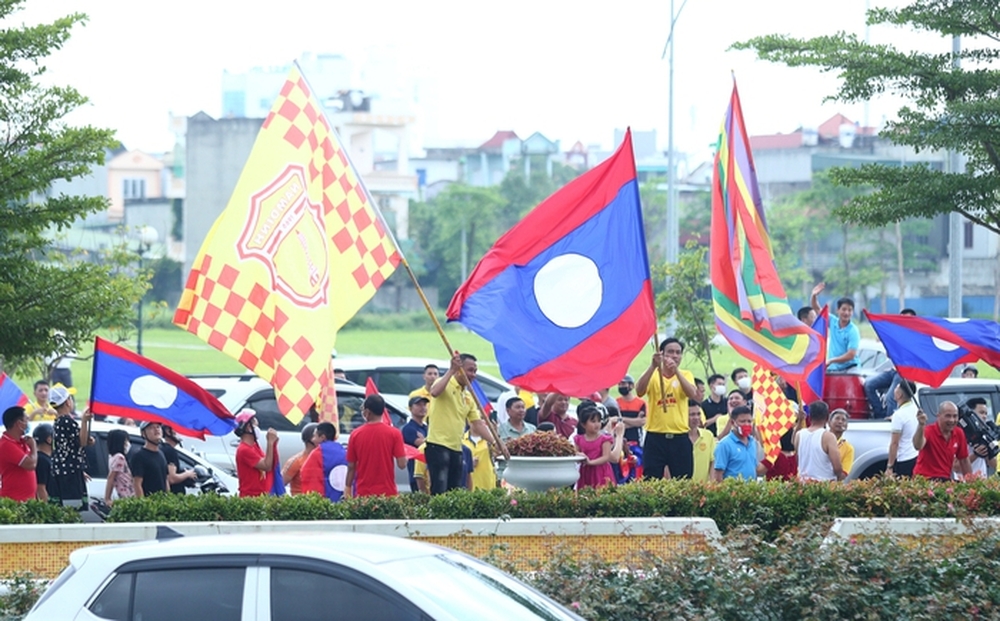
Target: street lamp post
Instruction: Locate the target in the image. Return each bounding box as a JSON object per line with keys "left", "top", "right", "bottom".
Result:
{"left": 136, "top": 226, "right": 159, "bottom": 355}
{"left": 663, "top": 0, "right": 689, "bottom": 267}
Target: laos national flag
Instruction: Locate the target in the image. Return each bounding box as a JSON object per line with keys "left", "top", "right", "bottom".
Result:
{"left": 301, "top": 441, "right": 348, "bottom": 501}
{"left": 90, "top": 337, "right": 236, "bottom": 439}
{"left": 864, "top": 311, "right": 1000, "bottom": 387}
{"left": 447, "top": 129, "right": 655, "bottom": 396}
{"left": 0, "top": 373, "right": 29, "bottom": 413}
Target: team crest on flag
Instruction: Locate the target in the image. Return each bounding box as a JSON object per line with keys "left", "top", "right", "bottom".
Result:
{"left": 238, "top": 165, "right": 330, "bottom": 308}
{"left": 174, "top": 65, "right": 400, "bottom": 423}
{"left": 751, "top": 364, "right": 798, "bottom": 464}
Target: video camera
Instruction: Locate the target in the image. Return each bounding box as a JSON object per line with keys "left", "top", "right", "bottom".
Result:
{"left": 957, "top": 399, "right": 1000, "bottom": 460}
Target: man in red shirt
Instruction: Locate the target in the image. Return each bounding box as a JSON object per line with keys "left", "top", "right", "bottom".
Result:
{"left": 345, "top": 395, "right": 406, "bottom": 498}
{"left": 0, "top": 407, "right": 38, "bottom": 501}
{"left": 234, "top": 409, "right": 279, "bottom": 497}
{"left": 913, "top": 401, "right": 971, "bottom": 481}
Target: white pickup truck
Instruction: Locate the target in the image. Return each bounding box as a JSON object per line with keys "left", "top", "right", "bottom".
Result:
{"left": 841, "top": 378, "right": 1000, "bottom": 479}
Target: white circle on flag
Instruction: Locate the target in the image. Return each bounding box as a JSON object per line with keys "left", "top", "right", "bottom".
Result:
{"left": 931, "top": 337, "right": 960, "bottom": 352}
{"left": 329, "top": 464, "right": 348, "bottom": 491}
{"left": 533, "top": 253, "right": 602, "bottom": 328}
{"left": 129, "top": 375, "right": 178, "bottom": 409}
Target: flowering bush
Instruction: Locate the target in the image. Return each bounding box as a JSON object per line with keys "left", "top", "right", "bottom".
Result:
{"left": 504, "top": 432, "right": 577, "bottom": 457}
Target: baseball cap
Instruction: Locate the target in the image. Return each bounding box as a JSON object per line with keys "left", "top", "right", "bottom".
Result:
{"left": 235, "top": 409, "right": 257, "bottom": 426}
{"left": 621, "top": 375, "right": 635, "bottom": 384}
{"left": 49, "top": 385, "right": 71, "bottom": 407}
{"left": 138, "top": 420, "right": 160, "bottom": 432}
{"left": 408, "top": 395, "right": 430, "bottom": 407}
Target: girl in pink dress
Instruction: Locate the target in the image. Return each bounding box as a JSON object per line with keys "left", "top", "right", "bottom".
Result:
{"left": 104, "top": 429, "right": 135, "bottom": 505}
{"left": 573, "top": 403, "right": 625, "bottom": 489}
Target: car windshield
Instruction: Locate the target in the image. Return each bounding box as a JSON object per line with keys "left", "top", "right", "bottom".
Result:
{"left": 386, "top": 553, "right": 581, "bottom": 621}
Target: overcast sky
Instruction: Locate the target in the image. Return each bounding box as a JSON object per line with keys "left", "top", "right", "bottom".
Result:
{"left": 10, "top": 0, "right": 951, "bottom": 161}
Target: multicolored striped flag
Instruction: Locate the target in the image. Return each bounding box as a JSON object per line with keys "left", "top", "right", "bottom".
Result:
{"left": 174, "top": 65, "right": 400, "bottom": 424}
{"left": 751, "top": 364, "right": 798, "bottom": 464}
{"left": 710, "top": 81, "right": 822, "bottom": 384}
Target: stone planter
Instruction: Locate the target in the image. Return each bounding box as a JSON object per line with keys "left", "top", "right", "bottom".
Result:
{"left": 501, "top": 455, "right": 585, "bottom": 492}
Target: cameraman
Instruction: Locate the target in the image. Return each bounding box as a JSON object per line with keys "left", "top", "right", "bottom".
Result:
{"left": 913, "top": 401, "right": 972, "bottom": 481}
{"left": 962, "top": 398, "right": 997, "bottom": 479}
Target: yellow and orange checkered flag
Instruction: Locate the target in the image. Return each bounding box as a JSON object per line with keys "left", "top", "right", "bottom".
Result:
{"left": 174, "top": 65, "right": 400, "bottom": 423}
{"left": 751, "top": 364, "right": 798, "bottom": 463}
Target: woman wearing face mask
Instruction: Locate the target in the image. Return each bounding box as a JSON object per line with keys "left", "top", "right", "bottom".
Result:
{"left": 104, "top": 429, "right": 135, "bottom": 506}
{"left": 731, "top": 368, "right": 753, "bottom": 404}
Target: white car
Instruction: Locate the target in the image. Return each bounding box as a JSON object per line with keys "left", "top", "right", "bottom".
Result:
{"left": 184, "top": 374, "right": 412, "bottom": 493}
{"left": 26, "top": 532, "right": 583, "bottom": 621}
{"left": 335, "top": 356, "right": 513, "bottom": 405}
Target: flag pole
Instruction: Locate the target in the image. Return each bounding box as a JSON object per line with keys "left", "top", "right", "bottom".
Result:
{"left": 311, "top": 75, "right": 507, "bottom": 459}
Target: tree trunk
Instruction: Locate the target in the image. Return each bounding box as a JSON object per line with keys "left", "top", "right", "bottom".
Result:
{"left": 895, "top": 221, "right": 906, "bottom": 310}
{"left": 879, "top": 229, "right": 888, "bottom": 312}
{"left": 842, "top": 224, "right": 852, "bottom": 296}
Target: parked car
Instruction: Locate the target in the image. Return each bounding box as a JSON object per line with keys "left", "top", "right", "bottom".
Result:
{"left": 184, "top": 374, "right": 412, "bottom": 492}
{"left": 336, "top": 355, "right": 513, "bottom": 404}
{"left": 841, "top": 378, "right": 1000, "bottom": 480}
{"left": 25, "top": 532, "right": 584, "bottom": 621}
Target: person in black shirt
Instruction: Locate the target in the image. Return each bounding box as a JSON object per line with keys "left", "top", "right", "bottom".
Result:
{"left": 130, "top": 421, "right": 168, "bottom": 497}
{"left": 701, "top": 374, "right": 729, "bottom": 436}
{"left": 160, "top": 425, "right": 197, "bottom": 494}
{"left": 31, "top": 423, "right": 56, "bottom": 502}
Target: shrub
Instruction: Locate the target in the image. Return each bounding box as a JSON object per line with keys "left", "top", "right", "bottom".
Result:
{"left": 506, "top": 521, "right": 1000, "bottom": 620}
{"left": 505, "top": 432, "right": 577, "bottom": 457}
{"left": 101, "top": 478, "right": 1000, "bottom": 539}
{"left": 0, "top": 499, "right": 80, "bottom": 525}
{"left": 0, "top": 571, "right": 45, "bottom": 621}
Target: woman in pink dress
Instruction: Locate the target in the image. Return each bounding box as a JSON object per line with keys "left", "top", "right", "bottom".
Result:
{"left": 104, "top": 429, "right": 135, "bottom": 505}
{"left": 573, "top": 402, "right": 625, "bottom": 489}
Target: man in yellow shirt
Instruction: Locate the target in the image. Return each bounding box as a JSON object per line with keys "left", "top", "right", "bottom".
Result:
{"left": 636, "top": 338, "right": 699, "bottom": 479}
{"left": 426, "top": 352, "right": 496, "bottom": 494}
{"left": 26, "top": 380, "right": 57, "bottom": 422}
{"left": 408, "top": 364, "right": 439, "bottom": 400}
{"left": 686, "top": 402, "right": 715, "bottom": 482}
{"left": 463, "top": 430, "right": 496, "bottom": 490}
{"left": 830, "top": 408, "right": 854, "bottom": 476}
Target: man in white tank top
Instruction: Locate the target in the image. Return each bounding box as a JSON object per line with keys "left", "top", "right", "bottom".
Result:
{"left": 794, "top": 401, "right": 844, "bottom": 481}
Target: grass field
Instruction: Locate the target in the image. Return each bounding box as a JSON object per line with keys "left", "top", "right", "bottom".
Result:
{"left": 12, "top": 320, "right": 996, "bottom": 404}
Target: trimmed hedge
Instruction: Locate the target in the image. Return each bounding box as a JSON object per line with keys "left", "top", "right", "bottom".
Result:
{"left": 106, "top": 477, "right": 1000, "bottom": 536}
{"left": 505, "top": 521, "right": 1000, "bottom": 620}
{"left": 0, "top": 499, "right": 82, "bottom": 525}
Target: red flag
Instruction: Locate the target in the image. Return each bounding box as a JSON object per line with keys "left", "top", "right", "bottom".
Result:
{"left": 364, "top": 377, "right": 394, "bottom": 426}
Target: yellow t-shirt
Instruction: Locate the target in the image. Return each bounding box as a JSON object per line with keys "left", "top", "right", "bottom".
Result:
{"left": 409, "top": 386, "right": 432, "bottom": 400}
{"left": 691, "top": 428, "right": 716, "bottom": 482}
{"left": 26, "top": 400, "right": 56, "bottom": 421}
{"left": 427, "top": 377, "right": 480, "bottom": 451}
{"left": 838, "top": 438, "right": 854, "bottom": 475}
{"left": 641, "top": 369, "right": 694, "bottom": 434}
{"left": 463, "top": 433, "right": 496, "bottom": 490}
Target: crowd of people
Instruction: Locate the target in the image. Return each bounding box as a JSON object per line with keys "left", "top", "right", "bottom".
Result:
{"left": 1, "top": 283, "right": 996, "bottom": 502}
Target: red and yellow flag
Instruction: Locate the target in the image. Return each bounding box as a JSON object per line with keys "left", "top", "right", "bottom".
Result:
{"left": 174, "top": 66, "right": 399, "bottom": 423}
{"left": 751, "top": 364, "right": 798, "bottom": 463}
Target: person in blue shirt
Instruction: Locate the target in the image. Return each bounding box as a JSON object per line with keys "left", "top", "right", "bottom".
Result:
{"left": 811, "top": 282, "right": 860, "bottom": 371}
{"left": 712, "top": 406, "right": 761, "bottom": 481}
{"left": 401, "top": 396, "right": 429, "bottom": 492}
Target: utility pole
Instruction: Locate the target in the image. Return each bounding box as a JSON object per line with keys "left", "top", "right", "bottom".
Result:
{"left": 663, "top": 0, "right": 688, "bottom": 268}
{"left": 948, "top": 35, "right": 964, "bottom": 318}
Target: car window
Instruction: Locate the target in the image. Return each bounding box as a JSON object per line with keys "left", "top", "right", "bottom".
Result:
{"left": 139, "top": 567, "right": 244, "bottom": 621}
{"left": 270, "top": 567, "right": 422, "bottom": 621}
{"left": 89, "top": 572, "right": 131, "bottom": 620}
{"left": 338, "top": 393, "right": 368, "bottom": 435}
{"left": 476, "top": 378, "right": 506, "bottom": 402}
{"left": 916, "top": 388, "right": 1000, "bottom": 425}
{"left": 88, "top": 567, "right": 244, "bottom": 621}
{"left": 342, "top": 369, "right": 373, "bottom": 388}
{"left": 247, "top": 390, "right": 305, "bottom": 433}
{"left": 374, "top": 370, "right": 426, "bottom": 395}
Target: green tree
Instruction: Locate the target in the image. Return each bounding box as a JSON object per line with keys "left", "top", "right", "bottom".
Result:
{"left": 408, "top": 183, "right": 506, "bottom": 301}
{"left": 734, "top": 0, "right": 1000, "bottom": 234}
{"left": 0, "top": 2, "right": 144, "bottom": 372}
{"left": 654, "top": 242, "right": 718, "bottom": 378}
